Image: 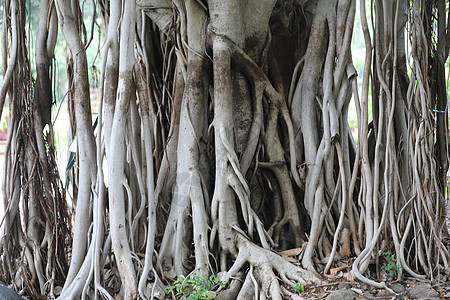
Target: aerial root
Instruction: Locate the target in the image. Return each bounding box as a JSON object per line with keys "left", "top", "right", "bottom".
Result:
{"left": 220, "top": 235, "right": 321, "bottom": 299}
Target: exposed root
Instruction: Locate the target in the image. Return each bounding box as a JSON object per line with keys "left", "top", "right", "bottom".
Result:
{"left": 220, "top": 235, "right": 321, "bottom": 300}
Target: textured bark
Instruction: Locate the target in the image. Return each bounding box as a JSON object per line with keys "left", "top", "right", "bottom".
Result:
{"left": 108, "top": 1, "right": 138, "bottom": 298}
{"left": 1, "top": 0, "right": 449, "bottom": 298}
{"left": 56, "top": 0, "right": 97, "bottom": 296}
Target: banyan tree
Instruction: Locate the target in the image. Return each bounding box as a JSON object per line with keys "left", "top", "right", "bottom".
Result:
{"left": 0, "top": 0, "right": 449, "bottom": 299}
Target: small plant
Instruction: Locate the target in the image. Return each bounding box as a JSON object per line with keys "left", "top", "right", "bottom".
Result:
{"left": 381, "top": 250, "right": 401, "bottom": 278}
{"left": 294, "top": 281, "right": 305, "bottom": 293}
{"left": 166, "top": 273, "right": 227, "bottom": 300}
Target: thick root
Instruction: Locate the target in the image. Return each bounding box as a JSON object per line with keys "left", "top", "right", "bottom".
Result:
{"left": 220, "top": 235, "right": 321, "bottom": 300}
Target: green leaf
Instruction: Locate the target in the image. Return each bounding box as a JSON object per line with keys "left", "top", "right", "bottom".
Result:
{"left": 203, "top": 291, "right": 217, "bottom": 299}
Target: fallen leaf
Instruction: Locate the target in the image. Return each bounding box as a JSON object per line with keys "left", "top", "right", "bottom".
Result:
{"left": 279, "top": 248, "right": 303, "bottom": 257}
{"left": 330, "top": 265, "right": 348, "bottom": 275}
{"left": 316, "top": 292, "right": 328, "bottom": 298}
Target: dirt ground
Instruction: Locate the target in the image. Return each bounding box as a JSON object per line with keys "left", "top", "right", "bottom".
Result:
{"left": 293, "top": 279, "right": 450, "bottom": 300}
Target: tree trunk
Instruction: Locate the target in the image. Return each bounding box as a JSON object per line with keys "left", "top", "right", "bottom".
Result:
{"left": 0, "top": 0, "right": 449, "bottom": 298}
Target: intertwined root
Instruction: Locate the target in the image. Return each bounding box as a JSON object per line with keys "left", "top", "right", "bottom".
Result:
{"left": 219, "top": 235, "right": 321, "bottom": 300}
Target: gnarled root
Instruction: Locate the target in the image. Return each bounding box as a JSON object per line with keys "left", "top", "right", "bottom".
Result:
{"left": 220, "top": 235, "right": 321, "bottom": 300}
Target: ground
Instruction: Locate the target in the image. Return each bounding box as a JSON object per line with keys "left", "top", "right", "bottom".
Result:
{"left": 291, "top": 278, "right": 450, "bottom": 300}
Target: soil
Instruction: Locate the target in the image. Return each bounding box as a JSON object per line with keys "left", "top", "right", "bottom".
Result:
{"left": 294, "top": 280, "right": 450, "bottom": 300}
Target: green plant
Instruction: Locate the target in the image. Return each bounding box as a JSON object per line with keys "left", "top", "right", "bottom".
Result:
{"left": 381, "top": 250, "right": 401, "bottom": 278}
{"left": 294, "top": 281, "right": 305, "bottom": 293}
{"left": 166, "top": 273, "right": 227, "bottom": 300}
